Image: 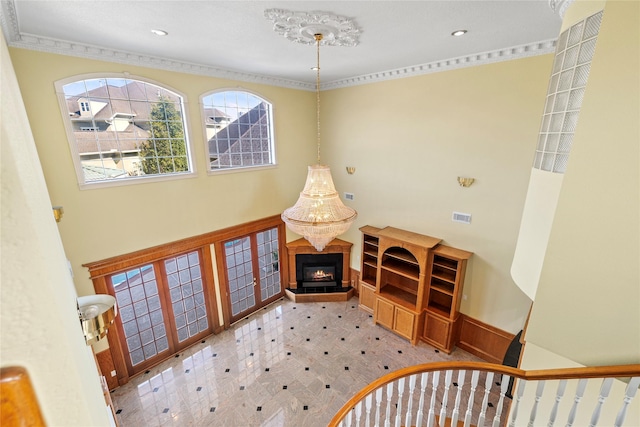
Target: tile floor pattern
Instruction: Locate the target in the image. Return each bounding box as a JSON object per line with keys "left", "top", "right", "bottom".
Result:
{"left": 111, "top": 297, "right": 494, "bottom": 426}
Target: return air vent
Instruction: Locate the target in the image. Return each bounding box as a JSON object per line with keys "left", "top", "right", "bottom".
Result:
{"left": 452, "top": 212, "right": 471, "bottom": 224}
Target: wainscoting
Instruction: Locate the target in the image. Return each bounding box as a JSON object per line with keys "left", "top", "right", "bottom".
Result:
{"left": 350, "top": 267, "right": 515, "bottom": 364}
{"left": 454, "top": 315, "right": 515, "bottom": 364}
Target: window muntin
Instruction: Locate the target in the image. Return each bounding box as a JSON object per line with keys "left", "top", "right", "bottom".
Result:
{"left": 201, "top": 90, "right": 275, "bottom": 171}
{"left": 57, "top": 76, "right": 194, "bottom": 186}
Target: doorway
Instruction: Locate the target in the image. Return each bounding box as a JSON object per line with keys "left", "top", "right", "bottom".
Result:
{"left": 221, "top": 226, "right": 284, "bottom": 324}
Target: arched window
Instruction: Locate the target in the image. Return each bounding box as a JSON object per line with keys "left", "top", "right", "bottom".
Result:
{"left": 56, "top": 75, "right": 194, "bottom": 187}
{"left": 201, "top": 90, "right": 275, "bottom": 171}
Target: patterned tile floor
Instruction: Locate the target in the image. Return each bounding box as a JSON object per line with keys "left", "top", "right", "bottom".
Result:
{"left": 111, "top": 296, "right": 488, "bottom": 426}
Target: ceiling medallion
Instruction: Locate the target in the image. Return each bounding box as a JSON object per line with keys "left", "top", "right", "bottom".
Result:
{"left": 264, "top": 9, "right": 360, "bottom": 47}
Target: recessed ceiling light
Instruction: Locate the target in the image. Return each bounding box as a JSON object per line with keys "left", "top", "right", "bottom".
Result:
{"left": 151, "top": 29, "right": 168, "bottom": 36}
{"left": 451, "top": 30, "right": 468, "bottom": 37}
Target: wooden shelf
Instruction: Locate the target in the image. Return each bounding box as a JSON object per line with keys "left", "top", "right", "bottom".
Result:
{"left": 433, "top": 255, "right": 458, "bottom": 270}
{"left": 381, "top": 260, "right": 419, "bottom": 280}
{"left": 367, "top": 226, "right": 441, "bottom": 346}
{"left": 377, "top": 288, "right": 418, "bottom": 311}
{"left": 358, "top": 226, "right": 381, "bottom": 314}
{"left": 422, "top": 244, "right": 472, "bottom": 353}
{"left": 383, "top": 249, "right": 419, "bottom": 266}
{"left": 430, "top": 281, "right": 454, "bottom": 296}
{"left": 427, "top": 302, "right": 451, "bottom": 318}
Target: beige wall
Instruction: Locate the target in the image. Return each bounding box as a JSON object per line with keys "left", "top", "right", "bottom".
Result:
{"left": 1, "top": 33, "right": 109, "bottom": 426}
{"left": 8, "top": 49, "right": 316, "bottom": 299}
{"left": 525, "top": 0, "right": 640, "bottom": 365}
{"left": 10, "top": 41, "right": 552, "bottom": 336}
{"left": 322, "top": 56, "right": 552, "bottom": 332}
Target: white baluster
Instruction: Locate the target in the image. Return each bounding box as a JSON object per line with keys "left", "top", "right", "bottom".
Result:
{"left": 375, "top": 387, "right": 383, "bottom": 427}
{"left": 547, "top": 380, "right": 567, "bottom": 427}
{"left": 565, "top": 378, "right": 587, "bottom": 427}
{"left": 395, "top": 377, "right": 405, "bottom": 427}
{"left": 440, "top": 370, "right": 453, "bottom": 425}
{"left": 477, "top": 371, "right": 494, "bottom": 427}
{"left": 509, "top": 378, "right": 526, "bottom": 427}
{"left": 345, "top": 408, "right": 352, "bottom": 427}
{"left": 355, "top": 400, "right": 363, "bottom": 426}
{"left": 589, "top": 378, "right": 613, "bottom": 427}
{"left": 427, "top": 370, "right": 441, "bottom": 427}
{"left": 365, "top": 393, "right": 373, "bottom": 427}
{"left": 404, "top": 374, "right": 417, "bottom": 427}
{"left": 451, "top": 370, "right": 466, "bottom": 427}
{"left": 464, "top": 370, "right": 480, "bottom": 427}
{"left": 614, "top": 377, "right": 640, "bottom": 427}
{"left": 416, "top": 372, "right": 429, "bottom": 427}
{"left": 528, "top": 380, "right": 546, "bottom": 427}
{"left": 385, "top": 383, "right": 394, "bottom": 427}
{"left": 492, "top": 375, "right": 511, "bottom": 427}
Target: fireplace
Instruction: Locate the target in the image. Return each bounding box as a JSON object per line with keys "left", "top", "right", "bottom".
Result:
{"left": 284, "top": 238, "right": 354, "bottom": 302}
{"left": 297, "top": 253, "right": 342, "bottom": 288}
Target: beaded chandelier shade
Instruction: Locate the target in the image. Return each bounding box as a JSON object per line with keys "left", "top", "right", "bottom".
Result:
{"left": 281, "top": 32, "right": 357, "bottom": 251}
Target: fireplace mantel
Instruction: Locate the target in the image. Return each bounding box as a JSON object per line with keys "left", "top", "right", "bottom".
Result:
{"left": 285, "top": 238, "right": 353, "bottom": 302}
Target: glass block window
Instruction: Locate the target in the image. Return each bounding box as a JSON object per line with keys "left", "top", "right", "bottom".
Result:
{"left": 56, "top": 76, "right": 194, "bottom": 187}
{"left": 112, "top": 265, "right": 169, "bottom": 367}
{"left": 534, "top": 11, "right": 603, "bottom": 173}
{"left": 201, "top": 90, "right": 275, "bottom": 171}
{"left": 165, "top": 251, "right": 208, "bottom": 343}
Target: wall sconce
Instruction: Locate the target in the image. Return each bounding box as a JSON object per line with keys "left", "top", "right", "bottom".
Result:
{"left": 457, "top": 177, "right": 475, "bottom": 187}
{"left": 346, "top": 166, "right": 356, "bottom": 175}
{"left": 78, "top": 295, "right": 117, "bottom": 346}
{"left": 52, "top": 206, "right": 64, "bottom": 222}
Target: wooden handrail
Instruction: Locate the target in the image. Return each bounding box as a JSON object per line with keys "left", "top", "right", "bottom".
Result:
{"left": 328, "top": 361, "right": 640, "bottom": 426}
{"left": 0, "top": 366, "right": 46, "bottom": 427}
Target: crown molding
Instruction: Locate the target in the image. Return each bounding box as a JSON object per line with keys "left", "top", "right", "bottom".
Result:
{"left": 322, "top": 39, "right": 557, "bottom": 90}
{"left": 1, "top": 0, "right": 556, "bottom": 92}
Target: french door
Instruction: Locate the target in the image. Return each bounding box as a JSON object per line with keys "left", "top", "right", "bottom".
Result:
{"left": 108, "top": 249, "right": 215, "bottom": 376}
{"left": 222, "top": 226, "right": 283, "bottom": 323}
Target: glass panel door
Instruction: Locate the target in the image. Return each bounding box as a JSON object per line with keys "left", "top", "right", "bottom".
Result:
{"left": 112, "top": 264, "right": 171, "bottom": 370}
{"left": 225, "top": 237, "right": 257, "bottom": 318}
{"left": 164, "top": 251, "right": 209, "bottom": 343}
{"left": 223, "top": 226, "right": 283, "bottom": 323}
{"left": 110, "top": 249, "right": 213, "bottom": 376}
{"left": 257, "top": 228, "right": 281, "bottom": 302}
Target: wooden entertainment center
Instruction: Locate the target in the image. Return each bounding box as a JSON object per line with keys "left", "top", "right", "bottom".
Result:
{"left": 358, "top": 225, "right": 472, "bottom": 352}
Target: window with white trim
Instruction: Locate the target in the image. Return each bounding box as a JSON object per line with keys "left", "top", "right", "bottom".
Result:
{"left": 56, "top": 76, "right": 194, "bottom": 186}
{"left": 201, "top": 90, "right": 275, "bottom": 171}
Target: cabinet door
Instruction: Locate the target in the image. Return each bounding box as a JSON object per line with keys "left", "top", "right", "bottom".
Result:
{"left": 359, "top": 282, "right": 376, "bottom": 314}
{"left": 393, "top": 306, "right": 415, "bottom": 340}
{"left": 423, "top": 312, "right": 453, "bottom": 352}
{"left": 374, "top": 297, "right": 394, "bottom": 329}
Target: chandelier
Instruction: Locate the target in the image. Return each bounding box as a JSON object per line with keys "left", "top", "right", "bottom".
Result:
{"left": 281, "top": 33, "right": 357, "bottom": 251}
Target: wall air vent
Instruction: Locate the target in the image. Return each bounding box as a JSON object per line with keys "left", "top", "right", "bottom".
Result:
{"left": 452, "top": 212, "right": 472, "bottom": 224}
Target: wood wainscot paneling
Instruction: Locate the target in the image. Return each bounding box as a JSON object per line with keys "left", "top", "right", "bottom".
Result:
{"left": 457, "top": 314, "right": 515, "bottom": 364}
{"left": 350, "top": 268, "right": 360, "bottom": 295}
{"left": 96, "top": 349, "right": 119, "bottom": 391}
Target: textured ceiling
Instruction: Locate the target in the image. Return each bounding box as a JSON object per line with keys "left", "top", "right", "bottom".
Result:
{"left": 1, "top": 1, "right": 563, "bottom": 89}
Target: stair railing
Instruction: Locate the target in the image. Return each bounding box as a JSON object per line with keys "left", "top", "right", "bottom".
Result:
{"left": 328, "top": 361, "right": 640, "bottom": 427}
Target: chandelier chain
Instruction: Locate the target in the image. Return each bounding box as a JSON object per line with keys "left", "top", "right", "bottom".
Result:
{"left": 315, "top": 33, "right": 322, "bottom": 164}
